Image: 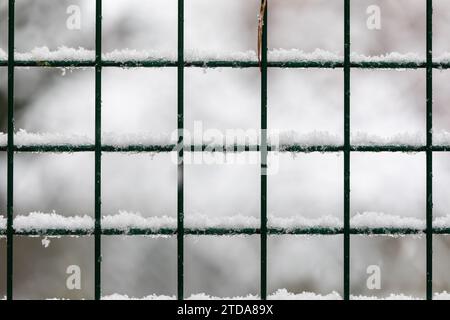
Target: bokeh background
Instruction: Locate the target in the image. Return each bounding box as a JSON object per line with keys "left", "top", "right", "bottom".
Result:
{"left": 1, "top": 0, "right": 450, "bottom": 299}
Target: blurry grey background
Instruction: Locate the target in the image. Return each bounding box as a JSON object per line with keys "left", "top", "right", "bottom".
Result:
{"left": 1, "top": 0, "right": 450, "bottom": 299}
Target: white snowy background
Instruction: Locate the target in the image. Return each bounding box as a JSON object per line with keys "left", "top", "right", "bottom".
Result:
{"left": 1, "top": 0, "right": 450, "bottom": 299}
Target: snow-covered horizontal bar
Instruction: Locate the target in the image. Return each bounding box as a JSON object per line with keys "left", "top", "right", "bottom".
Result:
{"left": 0, "top": 130, "right": 93, "bottom": 147}
{"left": 0, "top": 47, "right": 96, "bottom": 61}
{"left": 1, "top": 47, "right": 450, "bottom": 65}
{"left": 4, "top": 291, "right": 446, "bottom": 300}
{"left": 2, "top": 212, "right": 339, "bottom": 233}
{"left": 351, "top": 212, "right": 425, "bottom": 230}
{"left": 351, "top": 132, "right": 425, "bottom": 147}
{"left": 101, "top": 289, "right": 450, "bottom": 300}
{"left": 2, "top": 130, "right": 450, "bottom": 149}
{"left": 4, "top": 291, "right": 447, "bottom": 300}
{"left": 102, "top": 289, "right": 342, "bottom": 300}
{"left": 13, "top": 212, "right": 93, "bottom": 232}
{"left": 0, "top": 130, "right": 174, "bottom": 147}
{"left": 1, "top": 211, "right": 450, "bottom": 235}
{"left": 103, "top": 212, "right": 262, "bottom": 232}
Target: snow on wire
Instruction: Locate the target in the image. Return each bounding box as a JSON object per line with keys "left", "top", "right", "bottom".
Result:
{"left": 102, "top": 289, "right": 450, "bottom": 300}
{"left": 1, "top": 46, "right": 450, "bottom": 65}
{"left": 3, "top": 289, "right": 450, "bottom": 300}
{"left": 1, "top": 211, "right": 450, "bottom": 235}
{"left": 2, "top": 130, "right": 450, "bottom": 151}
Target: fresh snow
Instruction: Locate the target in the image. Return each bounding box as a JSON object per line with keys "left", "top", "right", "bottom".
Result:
{"left": 102, "top": 212, "right": 174, "bottom": 232}
{"left": 101, "top": 212, "right": 336, "bottom": 231}
{"left": 41, "top": 237, "right": 51, "bottom": 248}
{"left": 2, "top": 211, "right": 450, "bottom": 234}
{"left": 0, "top": 130, "right": 174, "bottom": 147}
{"left": 268, "top": 48, "right": 341, "bottom": 63}
{"left": 351, "top": 212, "right": 425, "bottom": 230}
{"left": 433, "top": 130, "right": 450, "bottom": 146}
{"left": 433, "top": 214, "right": 450, "bottom": 229}
{"left": 103, "top": 212, "right": 260, "bottom": 231}
{"left": 5, "top": 130, "right": 450, "bottom": 148}
{"left": 186, "top": 214, "right": 259, "bottom": 229}
{"left": 185, "top": 49, "right": 257, "bottom": 63}
{"left": 276, "top": 131, "right": 342, "bottom": 147}
{"left": 187, "top": 290, "right": 341, "bottom": 300}
{"left": 0, "top": 129, "right": 92, "bottom": 147}
{"left": 102, "top": 290, "right": 450, "bottom": 300}
{"left": 0, "top": 215, "right": 5, "bottom": 230}
{"left": 102, "top": 132, "right": 175, "bottom": 146}
{"left": 103, "top": 49, "right": 176, "bottom": 62}
{"left": 269, "top": 289, "right": 341, "bottom": 300}
{"left": 102, "top": 290, "right": 341, "bottom": 300}
{"left": 13, "top": 212, "right": 93, "bottom": 232}
{"left": 102, "top": 293, "right": 258, "bottom": 300}
{"left": 277, "top": 131, "right": 429, "bottom": 147}
{"left": 103, "top": 293, "right": 176, "bottom": 300}
{"left": 351, "top": 131, "right": 424, "bottom": 147}
{"left": 434, "top": 291, "right": 450, "bottom": 300}
{"left": 270, "top": 215, "right": 341, "bottom": 230}
{"left": 4, "top": 292, "right": 450, "bottom": 300}
{"left": 105, "top": 49, "right": 259, "bottom": 63}
{"left": 350, "top": 294, "right": 421, "bottom": 300}
{"left": 0, "top": 47, "right": 95, "bottom": 61}
{"left": 187, "top": 293, "right": 259, "bottom": 300}
{"left": 350, "top": 52, "right": 424, "bottom": 64}
{"left": 1, "top": 212, "right": 339, "bottom": 232}
{"left": 2, "top": 47, "right": 450, "bottom": 65}
{"left": 434, "top": 53, "right": 450, "bottom": 64}
{"left": 0, "top": 47, "right": 338, "bottom": 63}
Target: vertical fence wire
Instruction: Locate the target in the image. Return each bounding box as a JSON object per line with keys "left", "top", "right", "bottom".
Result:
{"left": 177, "top": 0, "right": 185, "bottom": 301}
{"left": 343, "top": 0, "right": 351, "bottom": 301}
{"left": 94, "top": 0, "right": 102, "bottom": 300}
{"left": 426, "top": 0, "right": 433, "bottom": 301}
{"left": 260, "top": 0, "right": 268, "bottom": 301}
{"left": 6, "top": 0, "right": 15, "bottom": 301}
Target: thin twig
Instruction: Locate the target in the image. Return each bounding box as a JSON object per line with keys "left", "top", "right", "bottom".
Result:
{"left": 258, "top": 0, "right": 267, "bottom": 72}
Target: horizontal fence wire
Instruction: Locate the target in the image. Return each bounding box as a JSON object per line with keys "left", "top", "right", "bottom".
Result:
{"left": 1, "top": 60, "right": 450, "bottom": 69}
{"left": 2, "top": 227, "right": 450, "bottom": 236}
{"left": 2, "top": 144, "right": 450, "bottom": 153}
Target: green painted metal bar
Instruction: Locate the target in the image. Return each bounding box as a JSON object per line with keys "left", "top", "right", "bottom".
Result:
{"left": 343, "top": 0, "right": 351, "bottom": 301}
{"left": 4, "top": 60, "right": 450, "bottom": 69}
{"left": 260, "top": 0, "right": 268, "bottom": 301}
{"left": 426, "top": 0, "right": 433, "bottom": 301}
{"left": 177, "top": 0, "right": 185, "bottom": 301}
{"left": 6, "top": 0, "right": 15, "bottom": 301}
{"left": 5, "top": 144, "right": 450, "bottom": 153}
{"left": 2, "top": 227, "right": 450, "bottom": 236}
{"left": 94, "top": 0, "right": 102, "bottom": 301}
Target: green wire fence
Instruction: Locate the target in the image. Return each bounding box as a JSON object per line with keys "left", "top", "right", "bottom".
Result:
{"left": 0, "top": 0, "right": 444, "bottom": 300}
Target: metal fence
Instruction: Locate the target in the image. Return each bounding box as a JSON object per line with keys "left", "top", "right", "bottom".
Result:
{"left": 1, "top": 0, "right": 446, "bottom": 300}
